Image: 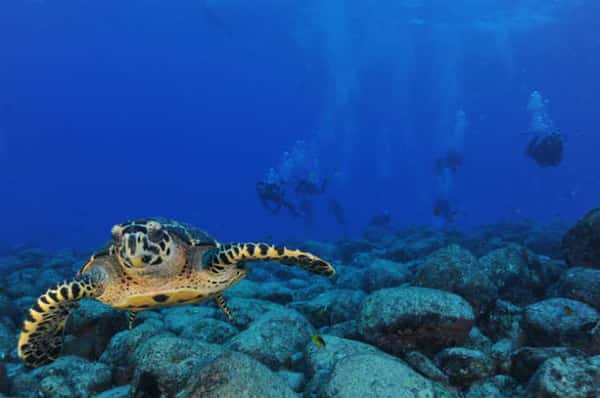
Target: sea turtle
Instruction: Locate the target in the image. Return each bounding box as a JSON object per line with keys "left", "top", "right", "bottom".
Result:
{"left": 18, "top": 218, "right": 335, "bottom": 368}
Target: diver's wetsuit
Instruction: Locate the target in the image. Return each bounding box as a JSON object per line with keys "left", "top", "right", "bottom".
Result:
{"left": 256, "top": 181, "right": 301, "bottom": 217}
{"left": 526, "top": 132, "right": 563, "bottom": 167}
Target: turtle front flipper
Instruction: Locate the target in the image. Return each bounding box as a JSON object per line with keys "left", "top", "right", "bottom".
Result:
{"left": 207, "top": 243, "right": 335, "bottom": 277}
{"left": 18, "top": 273, "right": 105, "bottom": 368}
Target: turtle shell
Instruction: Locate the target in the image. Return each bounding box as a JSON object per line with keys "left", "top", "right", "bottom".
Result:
{"left": 144, "top": 218, "right": 218, "bottom": 247}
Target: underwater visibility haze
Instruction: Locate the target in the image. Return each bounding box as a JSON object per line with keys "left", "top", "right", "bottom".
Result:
{"left": 1, "top": 0, "right": 600, "bottom": 397}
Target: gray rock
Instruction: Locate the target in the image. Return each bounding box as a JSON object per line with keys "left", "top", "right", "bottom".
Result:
{"left": 318, "top": 320, "right": 359, "bottom": 340}
{"left": 528, "top": 355, "right": 600, "bottom": 397}
{"left": 256, "top": 282, "right": 295, "bottom": 304}
{"left": 381, "top": 229, "right": 455, "bottom": 262}
{"left": 0, "top": 295, "right": 19, "bottom": 323}
{"left": 561, "top": 207, "right": 600, "bottom": 267}
{"left": 465, "top": 375, "right": 523, "bottom": 398}
{"left": 319, "top": 353, "right": 457, "bottom": 398}
{"left": 0, "top": 323, "right": 15, "bottom": 362}
{"left": 479, "top": 245, "right": 546, "bottom": 305}
{"left": 435, "top": 348, "right": 494, "bottom": 386}
{"left": 100, "top": 318, "right": 171, "bottom": 368}
{"left": 277, "top": 370, "right": 304, "bottom": 392}
{"left": 177, "top": 351, "right": 299, "bottom": 398}
{"left": 480, "top": 300, "right": 524, "bottom": 342}
{"left": 230, "top": 280, "right": 296, "bottom": 303}
{"left": 6, "top": 268, "right": 37, "bottom": 298}
{"left": 11, "top": 356, "right": 111, "bottom": 398}
{"left": 332, "top": 267, "right": 364, "bottom": 291}
{"left": 92, "top": 385, "right": 131, "bottom": 398}
{"left": 490, "top": 339, "right": 515, "bottom": 375}
{"left": 227, "top": 279, "right": 261, "bottom": 298}
{"left": 291, "top": 284, "right": 332, "bottom": 302}
{"left": 404, "top": 351, "right": 449, "bottom": 384}
{"left": 358, "top": 287, "right": 475, "bottom": 355}
{"left": 179, "top": 317, "right": 238, "bottom": 344}
{"left": 523, "top": 298, "right": 600, "bottom": 353}
{"left": 414, "top": 245, "right": 498, "bottom": 314}
{"left": 225, "top": 297, "right": 288, "bottom": 329}
{"left": 225, "top": 309, "right": 314, "bottom": 370}
{"left": 63, "top": 299, "right": 127, "bottom": 361}
{"left": 550, "top": 267, "right": 600, "bottom": 310}
{"left": 289, "top": 289, "right": 366, "bottom": 328}
{"left": 131, "top": 335, "right": 225, "bottom": 396}
{"left": 510, "top": 346, "right": 585, "bottom": 382}
{"left": 359, "top": 257, "right": 411, "bottom": 293}
{"left": 162, "top": 305, "right": 218, "bottom": 334}
{"left": 304, "top": 334, "right": 385, "bottom": 396}
{"left": 464, "top": 327, "right": 493, "bottom": 353}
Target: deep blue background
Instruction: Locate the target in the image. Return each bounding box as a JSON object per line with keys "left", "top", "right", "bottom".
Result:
{"left": 1, "top": 0, "right": 599, "bottom": 250}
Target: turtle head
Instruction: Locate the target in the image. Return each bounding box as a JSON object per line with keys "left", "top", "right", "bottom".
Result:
{"left": 111, "top": 220, "right": 176, "bottom": 269}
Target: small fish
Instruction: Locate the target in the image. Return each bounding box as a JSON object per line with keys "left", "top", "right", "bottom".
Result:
{"left": 311, "top": 335, "right": 326, "bottom": 348}
{"left": 563, "top": 306, "right": 574, "bottom": 316}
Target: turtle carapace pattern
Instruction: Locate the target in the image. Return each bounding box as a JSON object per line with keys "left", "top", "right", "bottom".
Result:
{"left": 18, "top": 218, "right": 335, "bottom": 368}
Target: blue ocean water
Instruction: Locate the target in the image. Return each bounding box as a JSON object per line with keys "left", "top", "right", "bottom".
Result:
{"left": 1, "top": 0, "right": 599, "bottom": 250}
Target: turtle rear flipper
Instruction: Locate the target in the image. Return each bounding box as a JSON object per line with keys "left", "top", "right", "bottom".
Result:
{"left": 207, "top": 243, "right": 335, "bottom": 277}
{"left": 18, "top": 273, "right": 105, "bottom": 368}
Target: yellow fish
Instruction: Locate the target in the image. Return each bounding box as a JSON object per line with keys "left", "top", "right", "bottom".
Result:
{"left": 563, "top": 306, "right": 574, "bottom": 316}
{"left": 312, "top": 335, "right": 326, "bottom": 348}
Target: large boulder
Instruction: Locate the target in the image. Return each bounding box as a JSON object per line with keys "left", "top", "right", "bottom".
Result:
{"left": 435, "top": 348, "right": 494, "bottom": 387}
{"left": 11, "top": 356, "right": 112, "bottom": 398}
{"left": 523, "top": 298, "right": 600, "bottom": 353}
{"left": 561, "top": 207, "right": 600, "bottom": 267}
{"left": 549, "top": 267, "right": 600, "bottom": 310}
{"left": 358, "top": 287, "right": 475, "bottom": 355}
{"left": 225, "top": 309, "right": 314, "bottom": 370}
{"left": 319, "top": 353, "right": 457, "bottom": 398}
{"left": 176, "top": 351, "right": 299, "bottom": 398}
{"left": 131, "top": 335, "right": 225, "bottom": 396}
{"left": 162, "top": 305, "right": 218, "bottom": 334}
{"left": 478, "top": 245, "right": 546, "bottom": 305}
{"left": 510, "top": 346, "right": 585, "bottom": 382}
{"left": 528, "top": 355, "right": 600, "bottom": 397}
{"left": 414, "top": 245, "right": 498, "bottom": 314}
{"left": 100, "top": 318, "right": 171, "bottom": 368}
{"left": 479, "top": 300, "right": 525, "bottom": 343}
{"left": 304, "top": 335, "right": 385, "bottom": 396}
{"left": 179, "top": 318, "right": 238, "bottom": 344}
{"left": 63, "top": 299, "right": 127, "bottom": 361}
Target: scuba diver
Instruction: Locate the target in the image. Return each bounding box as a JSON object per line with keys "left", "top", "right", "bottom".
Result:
{"left": 432, "top": 196, "right": 460, "bottom": 224}
{"left": 293, "top": 174, "right": 328, "bottom": 196}
{"left": 256, "top": 181, "right": 301, "bottom": 218}
{"left": 526, "top": 131, "right": 564, "bottom": 167}
{"left": 434, "top": 149, "right": 464, "bottom": 176}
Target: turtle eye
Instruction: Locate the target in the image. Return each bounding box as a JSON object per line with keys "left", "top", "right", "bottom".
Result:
{"left": 111, "top": 225, "right": 124, "bottom": 242}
